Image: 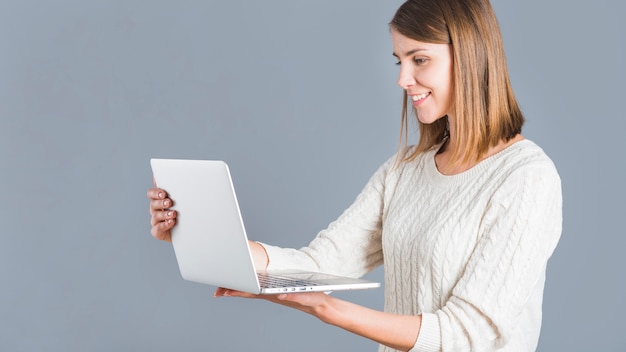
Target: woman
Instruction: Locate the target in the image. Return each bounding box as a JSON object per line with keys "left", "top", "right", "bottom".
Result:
{"left": 148, "top": 0, "right": 562, "bottom": 350}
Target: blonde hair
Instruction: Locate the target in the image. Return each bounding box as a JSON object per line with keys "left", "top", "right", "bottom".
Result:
{"left": 390, "top": 0, "right": 524, "bottom": 165}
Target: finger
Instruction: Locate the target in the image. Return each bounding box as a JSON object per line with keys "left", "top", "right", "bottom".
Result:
{"left": 150, "top": 198, "right": 173, "bottom": 211}
{"left": 214, "top": 288, "right": 259, "bottom": 299}
{"left": 147, "top": 188, "right": 168, "bottom": 200}
{"left": 214, "top": 287, "right": 228, "bottom": 297}
{"left": 151, "top": 210, "right": 177, "bottom": 225}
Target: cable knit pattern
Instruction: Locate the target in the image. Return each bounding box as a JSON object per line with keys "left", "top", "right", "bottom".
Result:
{"left": 260, "top": 139, "right": 562, "bottom": 352}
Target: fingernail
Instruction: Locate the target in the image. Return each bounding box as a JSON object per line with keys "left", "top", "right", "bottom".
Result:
{"left": 158, "top": 192, "right": 163, "bottom": 198}
{"left": 167, "top": 219, "right": 172, "bottom": 224}
{"left": 163, "top": 200, "right": 170, "bottom": 207}
{"left": 167, "top": 211, "right": 173, "bottom": 217}
{"left": 223, "top": 290, "right": 230, "bottom": 296}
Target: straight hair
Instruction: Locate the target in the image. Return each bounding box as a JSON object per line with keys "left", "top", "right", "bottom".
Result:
{"left": 390, "top": 0, "right": 524, "bottom": 165}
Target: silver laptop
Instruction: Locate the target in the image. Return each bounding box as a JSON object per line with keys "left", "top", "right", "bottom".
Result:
{"left": 150, "top": 158, "right": 380, "bottom": 294}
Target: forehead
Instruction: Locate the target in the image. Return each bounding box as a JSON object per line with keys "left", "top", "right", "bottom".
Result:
{"left": 391, "top": 29, "right": 450, "bottom": 57}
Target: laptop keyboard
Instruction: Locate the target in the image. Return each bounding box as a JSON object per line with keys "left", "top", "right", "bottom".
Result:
{"left": 257, "top": 273, "right": 320, "bottom": 288}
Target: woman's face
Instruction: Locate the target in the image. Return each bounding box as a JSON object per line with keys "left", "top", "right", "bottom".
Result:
{"left": 392, "top": 29, "right": 454, "bottom": 125}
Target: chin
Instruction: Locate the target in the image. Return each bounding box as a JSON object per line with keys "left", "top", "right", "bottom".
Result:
{"left": 417, "top": 115, "right": 446, "bottom": 125}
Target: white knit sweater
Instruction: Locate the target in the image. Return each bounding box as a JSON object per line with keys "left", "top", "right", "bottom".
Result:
{"left": 260, "top": 139, "right": 562, "bottom": 352}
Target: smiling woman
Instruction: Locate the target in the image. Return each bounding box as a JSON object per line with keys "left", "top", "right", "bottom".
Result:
{"left": 148, "top": 0, "right": 562, "bottom": 351}
{"left": 391, "top": 0, "right": 525, "bottom": 173}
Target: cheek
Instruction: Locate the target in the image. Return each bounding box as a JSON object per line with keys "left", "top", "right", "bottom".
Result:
{"left": 437, "top": 67, "right": 454, "bottom": 100}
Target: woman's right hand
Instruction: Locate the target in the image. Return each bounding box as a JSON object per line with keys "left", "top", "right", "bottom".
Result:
{"left": 147, "top": 187, "right": 177, "bottom": 242}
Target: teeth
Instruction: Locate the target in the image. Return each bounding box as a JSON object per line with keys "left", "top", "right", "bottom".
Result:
{"left": 411, "top": 93, "right": 429, "bottom": 102}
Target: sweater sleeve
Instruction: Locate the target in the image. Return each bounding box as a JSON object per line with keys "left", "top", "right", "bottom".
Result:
{"left": 258, "top": 157, "right": 393, "bottom": 278}
{"left": 414, "top": 161, "right": 563, "bottom": 351}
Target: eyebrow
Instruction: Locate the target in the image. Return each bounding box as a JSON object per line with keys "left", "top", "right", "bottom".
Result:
{"left": 392, "top": 48, "right": 427, "bottom": 58}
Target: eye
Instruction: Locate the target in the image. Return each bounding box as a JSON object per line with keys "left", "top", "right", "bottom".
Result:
{"left": 394, "top": 61, "right": 401, "bottom": 66}
{"left": 414, "top": 57, "right": 428, "bottom": 65}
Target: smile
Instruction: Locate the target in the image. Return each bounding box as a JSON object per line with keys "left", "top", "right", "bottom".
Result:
{"left": 411, "top": 93, "right": 430, "bottom": 102}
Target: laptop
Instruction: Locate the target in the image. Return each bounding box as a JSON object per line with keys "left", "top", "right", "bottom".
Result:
{"left": 150, "top": 158, "right": 380, "bottom": 294}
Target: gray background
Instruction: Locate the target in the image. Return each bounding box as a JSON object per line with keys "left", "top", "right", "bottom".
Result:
{"left": 1, "top": 0, "right": 624, "bottom": 351}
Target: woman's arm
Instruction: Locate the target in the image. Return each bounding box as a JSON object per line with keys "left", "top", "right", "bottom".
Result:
{"left": 256, "top": 156, "right": 395, "bottom": 278}
{"left": 313, "top": 293, "right": 422, "bottom": 351}
{"left": 215, "top": 288, "right": 422, "bottom": 352}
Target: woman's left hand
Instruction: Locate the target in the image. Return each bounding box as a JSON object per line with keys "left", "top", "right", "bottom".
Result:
{"left": 214, "top": 287, "right": 332, "bottom": 318}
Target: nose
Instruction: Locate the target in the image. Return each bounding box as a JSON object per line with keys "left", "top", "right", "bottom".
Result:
{"left": 397, "top": 64, "right": 416, "bottom": 90}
